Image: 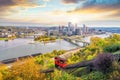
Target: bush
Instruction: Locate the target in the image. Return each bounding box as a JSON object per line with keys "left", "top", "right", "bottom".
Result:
{"left": 104, "top": 43, "right": 120, "bottom": 53}
{"left": 109, "top": 61, "right": 120, "bottom": 80}
{"left": 51, "top": 70, "right": 79, "bottom": 80}
{"left": 35, "top": 50, "right": 65, "bottom": 68}
{"left": 81, "top": 71, "right": 108, "bottom": 80}
{"left": 87, "top": 55, "right": 94, "bottom": 60}
{"left": 93, "top": 53, "right": 114, "bottom": 73}
{"left": 3, "top": 58, "right": 46, "bottom": 80}
{"left": 0, "top": 72, "right": 2, "bottom": 80}
{"left": 109, "top": 71, "right": 120, "bottom": 80}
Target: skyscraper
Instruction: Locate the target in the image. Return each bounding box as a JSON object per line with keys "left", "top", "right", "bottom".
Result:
{"left": 82, "top": 24, "right": 89, "bottom": 35}
{"left": 68, "top": 22, "right": 72, "bottom": 28}
{"left": 68, "top": 22, "right": 72, "bottom": 36}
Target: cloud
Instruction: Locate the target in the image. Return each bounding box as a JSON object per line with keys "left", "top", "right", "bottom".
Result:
{"left": 0, "top": 0, "right": 46, "bottom": 17}
{"left": 0, "top": 0, "right": 41, "bottom": 8}
{"left": 67, "top": 0, "right": 120, "bottom": 18}
{"left": 61, "top": 0, "right": 85, "bottom": 4}
{"left": 82, "top": 0, "right": 120, "bottom": 8}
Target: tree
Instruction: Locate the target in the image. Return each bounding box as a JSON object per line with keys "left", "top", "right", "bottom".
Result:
{"left": 90, "top": 37, "right": 105, "bottom": 47}
{"left": 104, "top": 43, "right": 120, "bottom": 53}
{"left": 0, "top": 72, "right": 2, "bottom": 80}
{"left": 105, "top": 34, "right": 120, "bottom": 44}
{"left": 81, "top": 71, "right": 108, "bottom": 80}
{"left": 4, "top": 58, "right": 45, "bottom": 80}
{"left": 93, "top": 53, "right": 114, "bottom": 74}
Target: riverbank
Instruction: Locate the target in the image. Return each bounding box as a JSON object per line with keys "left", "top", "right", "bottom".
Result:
{"left": 0, "top": 36, "right": 16, "bottom": 41}
{"left": 0, "top": 53, "right": 42, "bottom": 64}
{"left": 0, "top": 38, "right": 7, "bottom": 41}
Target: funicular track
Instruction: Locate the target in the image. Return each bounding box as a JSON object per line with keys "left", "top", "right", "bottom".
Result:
{"left": 41, "top": 54, "right": 120, "bottom": 76}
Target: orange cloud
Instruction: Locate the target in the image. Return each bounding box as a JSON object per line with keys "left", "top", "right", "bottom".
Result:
{"left": 0, "top": 0, "right": 46, "bottom": 17}
{"left": 67, "top": 3, "right": 120, "bottom": 19}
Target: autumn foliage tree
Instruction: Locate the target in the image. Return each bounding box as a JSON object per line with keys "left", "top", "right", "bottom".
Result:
{"left": 0, "top": 72, "right": 2, "bottom": 80}
{"left": 4, "top": 58, "right": 45, "bottom": 80}
{"left": 105, "top": 34, "right": 120, "bottom": 44}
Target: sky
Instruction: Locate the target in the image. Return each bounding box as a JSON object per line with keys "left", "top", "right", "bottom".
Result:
{"left": 0, "top": 0, "right": 120, "bottom": 27}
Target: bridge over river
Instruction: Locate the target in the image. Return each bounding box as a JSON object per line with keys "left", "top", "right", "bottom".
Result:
{"left": 64, "top": 37, "right": 90, "bottom": 47}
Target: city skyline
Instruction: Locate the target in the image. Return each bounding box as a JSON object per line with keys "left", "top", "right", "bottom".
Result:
{"left": 0, "top": 0, "right": 120, "bottom": 27}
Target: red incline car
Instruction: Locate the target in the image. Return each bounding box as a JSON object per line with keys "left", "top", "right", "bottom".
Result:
{"left": 54, "top": 56, "right": 67, "bottom": 68}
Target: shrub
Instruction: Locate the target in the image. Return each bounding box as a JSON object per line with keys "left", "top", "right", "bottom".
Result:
{"left": 104, "top": 43, "right": 120, "bottom": 53}
{"left": 109, "top": 71, "right": 120, "bottom": 80}
{"left": 3, "top": 58, "right": 46, "bottom": 80}
{"left": 35, "top": 50, "right": 65, "bottom": 68}
{"left": 93, "top": 53, "right": 114, "bottom": 73}
{"left": 0, "top": 72, "right": 2, "bottom": 80}
{"left": 81, "top": 71, "right": 108, "bottom": 80}
{"left": 109, "top": 61, "right": 120, "bottom": 80}
{"left": 51, "top": 70, "right": 79, "bottom": 80}
{"left": 87, "top": 55, "right": 94, "bottom": 60}
{"left": 0, "top": 65, "right": 9, "bottom": 80}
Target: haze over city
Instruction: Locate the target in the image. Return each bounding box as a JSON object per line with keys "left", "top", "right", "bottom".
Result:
{"left": 0, "top": 0, "right": 120, "bottom": 27}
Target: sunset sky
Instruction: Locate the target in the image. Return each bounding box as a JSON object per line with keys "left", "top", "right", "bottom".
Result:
{"left": 0, "top": 0, "right": 120, "bottom": 27}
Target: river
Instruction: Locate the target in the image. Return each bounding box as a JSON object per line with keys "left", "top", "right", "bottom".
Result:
{"left": 0, "top": 38, "right": 77, "bottom": 60}
{"left": 0, "top": 33, "right": 111, "bottom": 61}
